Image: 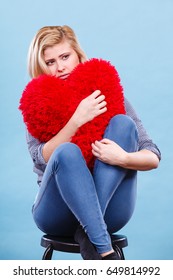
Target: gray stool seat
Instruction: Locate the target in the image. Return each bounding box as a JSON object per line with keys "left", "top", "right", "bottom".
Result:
{"left": 41, "top": 234, "right": 128, "bottom": 260}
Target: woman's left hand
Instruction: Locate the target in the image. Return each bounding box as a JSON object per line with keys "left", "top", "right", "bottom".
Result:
{"left": 91, "top": 138, "right": 127, "bottom": 166}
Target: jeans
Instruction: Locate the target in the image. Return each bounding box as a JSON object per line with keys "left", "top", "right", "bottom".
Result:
{"left": 32, "top": 114, "right": 138, "bottom": 254}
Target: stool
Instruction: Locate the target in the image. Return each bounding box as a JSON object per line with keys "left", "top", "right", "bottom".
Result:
{"left": 41, "top": 234, "right": 128, "bottom": 260}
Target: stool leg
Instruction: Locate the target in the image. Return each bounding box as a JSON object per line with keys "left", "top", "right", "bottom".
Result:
{"left": 42, "top": 244, "right": 53, "bottom": 260}
{"left": 120, "top": 249, "right": 125, "bottom": 260}
{"left": 112, "top": 244, "right": 125, "bottom": 260}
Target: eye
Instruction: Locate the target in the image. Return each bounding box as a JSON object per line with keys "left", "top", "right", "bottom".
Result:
{"left": 62, "top": 54, "right": 70, "bottom": 60}
{"left": 45, "top": 59, "right": 55, "bottom": 66}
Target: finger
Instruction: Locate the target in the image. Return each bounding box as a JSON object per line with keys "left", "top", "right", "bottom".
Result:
{"left": 91, "top": 142, "right": 100, "bottom": 152}
{"left": 97, "top": 106, "right": 107, "bottom": 115}
{"left": 94, "top": 140, "right": 104, "bottom": 148}
{"left": 95, "top": 94, "right": 105, "bottom": 103}
{"left": 100, "top": 138, "right": 112, "bottom": 144}
{"left": 92, "top": 149, "right": 100, "bottom": 157}
{"left": 98, "top": 100, "right": 107, "bottom": 109}
{"left": 91, "top": 90, "right": 101, "bottom": 98}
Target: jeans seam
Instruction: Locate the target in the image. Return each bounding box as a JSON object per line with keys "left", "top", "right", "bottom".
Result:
{"left": 32, "top": 171, "right": 54, "bottom": 212}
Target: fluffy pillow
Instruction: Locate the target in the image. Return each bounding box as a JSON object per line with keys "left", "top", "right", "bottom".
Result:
{"left": 19, "top": 58, "right": 125, "bottom": 168}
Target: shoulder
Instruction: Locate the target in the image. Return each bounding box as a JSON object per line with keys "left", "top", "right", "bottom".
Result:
{"left": 124, "top": 97, "right": 138, "bottom": 119}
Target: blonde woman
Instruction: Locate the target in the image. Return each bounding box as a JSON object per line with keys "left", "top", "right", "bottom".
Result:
{"left": 22, "top": 25, "right": 161, "bottom": 260}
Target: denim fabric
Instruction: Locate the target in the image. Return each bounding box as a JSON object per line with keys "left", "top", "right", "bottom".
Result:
{"left": 26, "top": 98, "right": 161, "bottom": 186}
{"left": 32, "top": 115, "right": 138, "bottom": 254}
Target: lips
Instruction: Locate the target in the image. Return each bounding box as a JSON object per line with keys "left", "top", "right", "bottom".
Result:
{"left": 59, "top": 73, "right": 69, "bottom": 79}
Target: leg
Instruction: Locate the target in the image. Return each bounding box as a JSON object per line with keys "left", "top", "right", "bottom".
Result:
{"left": 32, "top": 143, "right": 112, "bottom": 254}
{"left": 104, "top": 170, "right": 137, "bottom": 233}
{"left": 32, "top": 157, "right": 78, "bottom": 236}
{"left": 93, "top": 114, "right": 138, "bottom": 215}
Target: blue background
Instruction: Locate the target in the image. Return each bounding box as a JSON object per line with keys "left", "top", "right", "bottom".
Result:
{"left": 0, "top": 0, "right": 173, "bottom": 260}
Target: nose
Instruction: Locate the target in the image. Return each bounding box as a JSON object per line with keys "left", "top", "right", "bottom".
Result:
{"left": 56, "top": 61, "right": 65, "bottom": 72}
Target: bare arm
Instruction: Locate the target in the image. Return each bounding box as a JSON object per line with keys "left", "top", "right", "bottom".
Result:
{"left": 42, "top": 90, "right": 107, "bottom": 162}
{"left": 42, "top": 117, "right": 79, "bottom": 162}
{"left": 90, "top": 98, "right": 159, "bottom": 171}
{"left": 123, "top": 149, "right": 159, "bottom": 170}
{"left": 91, "top": 138, "right": 159, "bottom": 171}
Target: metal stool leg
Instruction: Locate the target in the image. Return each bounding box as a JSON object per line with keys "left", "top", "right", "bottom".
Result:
{"left": 42, "top": 244, "right": 53, "bottom": 260}
{"left": 112, "top": 243, "right": 125, "bottom": 260}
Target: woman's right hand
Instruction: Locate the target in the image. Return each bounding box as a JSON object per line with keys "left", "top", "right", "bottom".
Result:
{"left": 42, "top": 90, "right": 106, "bottom": 162}
{"left": 72, "top": 90, "right": 107, "bottom": 127}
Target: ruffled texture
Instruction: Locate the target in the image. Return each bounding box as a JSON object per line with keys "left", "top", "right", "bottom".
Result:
{"left": 19, "top": 58, "right": 125, "bottom": 168}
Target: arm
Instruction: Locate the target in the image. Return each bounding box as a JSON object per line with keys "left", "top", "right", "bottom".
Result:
{"left": 42, "top": 90, "right": 107, "bottom": 162}
{"left": 92, "top": 98, "right": 161, "bottom": 171}
{"left": 26, "top": 130, "right": 47, "bottom": 185}
{"left": 92, "top": 139, "right": 159, "bottom": 171}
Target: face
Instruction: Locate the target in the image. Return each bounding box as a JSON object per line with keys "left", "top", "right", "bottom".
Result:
{"left": 43, "top": 40, "right": 80, "bottom": 79}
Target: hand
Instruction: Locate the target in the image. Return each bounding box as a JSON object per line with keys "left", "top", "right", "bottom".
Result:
{"left": 72, "top": 90, "right": 107, "bottom": 127}
{"left": 91, "top": 138, "right": 128, "bottom": 166}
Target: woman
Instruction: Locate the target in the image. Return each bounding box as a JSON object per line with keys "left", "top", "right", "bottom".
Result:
{"left": 23, "top": 25, "right": 161, "bottom": 260}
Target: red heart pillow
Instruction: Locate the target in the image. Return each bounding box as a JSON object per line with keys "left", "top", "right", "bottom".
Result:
{"left": 19, "top": 58, "right": 125, "bottom": 169}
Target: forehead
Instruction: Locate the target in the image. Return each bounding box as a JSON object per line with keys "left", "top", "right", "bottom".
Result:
{"left": 44, "top": 40, "right": 73, "bottom": 58}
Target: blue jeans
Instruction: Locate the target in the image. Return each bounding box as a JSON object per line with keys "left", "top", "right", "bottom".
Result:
{"left": 32, "top": 115, "right": 138, "bottom": 254}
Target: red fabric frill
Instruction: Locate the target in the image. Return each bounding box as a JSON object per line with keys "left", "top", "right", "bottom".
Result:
{"left": 19, "top": 58, "right": 126, "bottom": 169}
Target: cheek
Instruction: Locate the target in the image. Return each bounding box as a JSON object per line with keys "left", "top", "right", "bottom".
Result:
{"left": 49, "top": 66, "right": 57, "bottom": 75}
{"left": 70, "top": 57, "right": 80, "bottom": 70}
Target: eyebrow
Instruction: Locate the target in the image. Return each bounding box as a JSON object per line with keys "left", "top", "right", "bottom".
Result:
{"left": 45, "top": 58, "right": 55, "bottom": 63}
{"left": 59, "top": 52, "right": 70, "bottom": 58}
{"left": 44, "top": 51, "right": 70, "bottom": 62}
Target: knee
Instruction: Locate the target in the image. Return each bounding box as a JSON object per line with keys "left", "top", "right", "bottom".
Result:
{"left": 109, "top": 114, "right": 138, "bottom": 137}
{"left": 109, "top": 114, "right": 136, "bottom": 128}
{"left": 52, "top": 142, "right": 82, "bottom": 164}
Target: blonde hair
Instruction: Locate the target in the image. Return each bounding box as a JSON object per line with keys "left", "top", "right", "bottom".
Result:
{"left": 28, "top": 25, "right": 87, "bottom": 78}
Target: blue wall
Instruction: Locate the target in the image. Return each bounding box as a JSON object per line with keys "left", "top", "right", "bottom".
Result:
{"left": 0, "top": 0, "right": 173, "bottom": 260}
